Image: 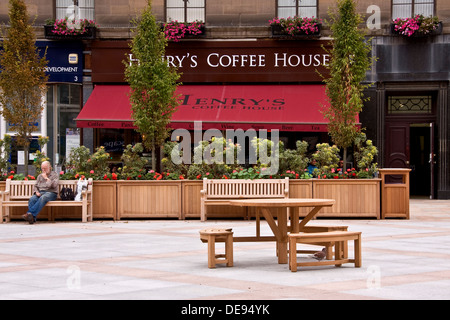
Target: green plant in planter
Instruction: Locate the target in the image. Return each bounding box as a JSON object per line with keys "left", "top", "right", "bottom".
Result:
{"left": 278, "top": 140, "right": 310, "bottom": 174}
{"left": 353, "top": 132, "right": 378, "bottom": 177}
{"left": 120, "top": 143, "right": 148, "bottom": 180}
{"left": 161, "top": 141, "right": 188, "bottom": 178}
{"left": 230, "top": 167, "right": 263, "bottom": 180}
{"left": 188, "top": 137, "right": 241, "bottom": 179}
{"left": 312, "top": 143, "right": 340, "bottom": 176}
{"left": 89, "top": 146, "right": 110, "bottom": 177}
{"left": 66, "top": 145, "right": 91, "bottom": 174}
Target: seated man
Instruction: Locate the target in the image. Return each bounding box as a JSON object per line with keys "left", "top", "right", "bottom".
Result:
{"left": 23, "top": 161, "right": 59, "bottom": 224}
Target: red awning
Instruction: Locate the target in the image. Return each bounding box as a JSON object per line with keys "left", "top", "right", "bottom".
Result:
{"left": 76, "top": 84, "right": 335, "bottom": 132}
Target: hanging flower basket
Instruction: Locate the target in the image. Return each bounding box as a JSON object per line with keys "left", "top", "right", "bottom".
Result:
{"left": 44, "top": 18, "right": 98, "bottom": 40}
{"left": 269, "top": 17, "right": 322, "bottom": 39}
{"left": 391, "top": 15, "right": 442, "bottom": 37}
{"left": 163, "top": 20, "right": 205, "bottom": 42}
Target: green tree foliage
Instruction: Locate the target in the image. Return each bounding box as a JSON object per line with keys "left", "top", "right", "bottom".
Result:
{"left": 124, "top": 1, "right": 181, "bottom": 169}
{"left": 0, "top": 0, "right": 48, "bottom": 175}
{"left": 321, "top": 0, "right": 373, "bottom": 170}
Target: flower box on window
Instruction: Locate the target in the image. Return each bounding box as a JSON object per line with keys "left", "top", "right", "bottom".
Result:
{"left": 391, "top": 15, "right": 442, "bottom": 37}
{"left": 44, "top": 18, "right": 98, "bottom": 40}
{"left": 269, "top": 17, "right": 322, "bottom": 39}
{"left": 163, "top": 20, "right": 205, "bottom": 42}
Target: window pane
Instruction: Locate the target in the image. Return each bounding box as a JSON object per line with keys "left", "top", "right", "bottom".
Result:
{"left": 300, "top": 0, "right": 317, "bottom": 6}
{"left": 414, "top": 4, "right": 433, "bottom": 16}
{"left": 78, "top": 0, "right": 95, "bottom": 7}
{"left": 167, "top": 8, "right": 184, "bottom": 22}
{"left": 278, "top": 7, "right": 296, "bottom": 19}
{"left": 298, "top": 7, "right": 317, "bottom": 18}
{"left": 393, "top": 5, "right": 412, "bottom": 19}
{"left": 187, "top": 8, "right": 205, "bottom": 22}
{"left": 187, "top": 0, "right": 205, "bottom": 7}
{"left": 393, "top": 0, "right": 412, "bottom": 4}
{"left": 279, "top": 0, "right": 296, "bottom": 6}
{"left": 167, "top": 0, "right": 184, "bottom": 7}
{"left": 56, "top": 0, "right": 73, "bottom": 7}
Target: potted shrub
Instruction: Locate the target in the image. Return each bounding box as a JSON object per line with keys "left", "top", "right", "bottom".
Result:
{"left": 391, "top": 15, "right": 442, "bottom": 37}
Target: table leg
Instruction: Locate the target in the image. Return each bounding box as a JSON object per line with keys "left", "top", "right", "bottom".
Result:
{"left": 260, "top": 207, "right": 288, "bottom": 264}
{"left": 290, "top": 207, "right": 300, "bottom": 233}
{"left": 277, "top": 207, "right": 288, "bottom": 264}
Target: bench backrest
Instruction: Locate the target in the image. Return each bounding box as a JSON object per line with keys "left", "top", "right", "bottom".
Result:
{"left": 3, "top": 179, "right": 92, "bottom": 200}
{"left": 202, "top": 177, "right": 289, "bottom": 199}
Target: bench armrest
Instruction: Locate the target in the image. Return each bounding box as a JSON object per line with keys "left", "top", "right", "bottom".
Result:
{"left": 0, "top": 190, "right": 10, "bottom": 201}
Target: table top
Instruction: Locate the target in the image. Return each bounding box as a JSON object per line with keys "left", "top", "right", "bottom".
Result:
{"left": 227, "top": 198, "right": 335, "bottom": 207}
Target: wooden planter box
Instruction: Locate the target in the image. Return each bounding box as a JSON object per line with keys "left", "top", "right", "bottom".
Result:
{"left": 312, "top": 179, "right": 381, "bottom": 218}
{"left": 92, "top": 180, "right": 117, "bottom": 220}
{"left": 116, "top": 180, "right": 182, "bottom": 219}
{"left": 2, "top": 177, "right": 385, "bottom": 221}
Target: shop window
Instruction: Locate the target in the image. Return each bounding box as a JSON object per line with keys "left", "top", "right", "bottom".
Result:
{"left": 277, "top": 0, "right": 318, "bottom": 18}
{"left": 392, "top": 0, "right": 434, "bottom": 19}
{"left": 46, "top": 84, "right": 82, "bottom": 167}
{"left": 387, "top": 95, "right": 433, "bottom": 114}
{"left": 56, "top": 0, "right": 95, "bottom": 21}
{"left": 166, "top": 0, "right": 205, "bottom": 22}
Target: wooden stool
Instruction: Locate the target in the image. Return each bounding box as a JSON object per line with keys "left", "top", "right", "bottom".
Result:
{"left": 300, "top": 225, "right": 349, "bottom": 260}
{"left": 289, "top": 231, "right": 361, "bottom": 272}
{"left": 199, "top": 228, "right": 233, "bottom": 268}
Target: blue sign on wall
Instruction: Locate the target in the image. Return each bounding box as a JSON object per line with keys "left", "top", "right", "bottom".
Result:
{"left": 36, "top": 41, "right": 83, "bottom": 83}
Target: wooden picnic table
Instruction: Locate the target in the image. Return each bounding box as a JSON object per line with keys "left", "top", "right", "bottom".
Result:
{"left": 227, "top": 198, "right": 335, "bottom": 264}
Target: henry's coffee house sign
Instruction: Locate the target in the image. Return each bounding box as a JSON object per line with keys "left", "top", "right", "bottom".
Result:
{"left": 91, "top": 40, "right": 330, "bottom": 83}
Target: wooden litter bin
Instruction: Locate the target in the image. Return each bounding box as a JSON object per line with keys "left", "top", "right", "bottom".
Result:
{"left": 379, "top": 168, "right": 411, "bottom": 219}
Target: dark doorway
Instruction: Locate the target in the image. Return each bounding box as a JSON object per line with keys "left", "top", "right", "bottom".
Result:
{"left": 410, "top": 124, "right": 432, "bottom": 197}
{"left": 385, "top": 121, "right": 436, "bottom": 199}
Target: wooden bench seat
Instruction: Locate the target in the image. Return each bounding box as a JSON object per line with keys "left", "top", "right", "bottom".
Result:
{"left": 297, "top": 225, "right": 349, "bottom": 259}
{"left": 288, "top": 231, "right": 362, "bottom": 272}
{"left": 200, "top": 177, "right": 289, "bottom": 221}
{"left": 0, "top": 178, "right": 93, "bottom": 223}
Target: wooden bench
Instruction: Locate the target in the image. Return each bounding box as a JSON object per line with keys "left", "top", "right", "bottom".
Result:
{"left": 199, "top": 228, "right": 234, "bottom": 268}
{"left": 200, "top": 177, "right": 289, "bottom": 221}
{"left": 0, "top": 178, "right": 93, "bottom": 223}
{"left": 288, "top": 231, "right": 362, "bottom": 272}
{"left": 298, "top": 225, "right": 349, "bottom": 260}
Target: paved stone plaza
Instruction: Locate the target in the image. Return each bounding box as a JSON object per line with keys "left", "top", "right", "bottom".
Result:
{"left": 1, "top": 199, "right": 450, "bottom": 301}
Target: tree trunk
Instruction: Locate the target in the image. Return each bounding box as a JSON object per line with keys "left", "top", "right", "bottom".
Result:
{"left": 24, "top": 146, "right": 29, "bottom": 177}
{"left": 343, "top": 147, "right": 347, "bottom": 172}
{"left": 151, "top": 137, "right": 156, "bottom": 170}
